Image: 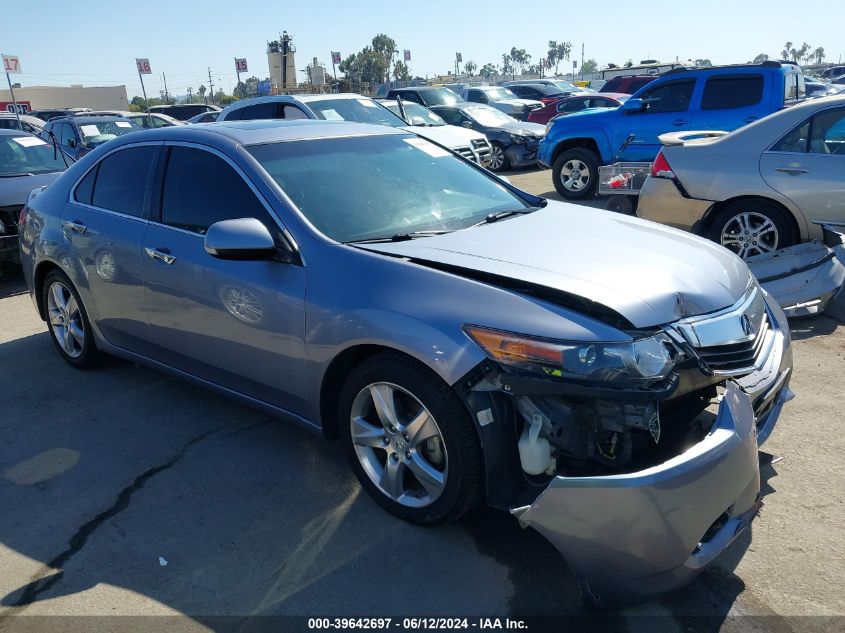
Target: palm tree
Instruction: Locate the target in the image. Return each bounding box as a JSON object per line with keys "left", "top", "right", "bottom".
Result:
{"left": 813, "top": 47, "right": 825, "bottom": 65}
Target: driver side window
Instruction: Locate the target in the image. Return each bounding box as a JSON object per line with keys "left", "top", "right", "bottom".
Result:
{"left": 640, "top": 80, "right": 696, "bottom": 113}
{"left": 59, "top": 123, "right": 77, "bottom": 147}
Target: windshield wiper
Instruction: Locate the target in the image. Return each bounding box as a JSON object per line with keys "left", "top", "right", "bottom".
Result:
{"left": 469, "top": 205, "right": 543, "bottom": 228}
{"left": 348, "top": 229, "right": 454, "bottom": 244}
{"left": 0, "top": 172, "right": 35, "bottom": 178}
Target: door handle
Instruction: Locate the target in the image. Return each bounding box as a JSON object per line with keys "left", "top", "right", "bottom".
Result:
{"left": 144, "top": 247, "right": 176, "bottom": 265}
{"left": 672, "top": 119, "right": 688, "bottom": 126}
{"left": 774, "top": 166, "right": 810, "bottom": 174}
{"left": 62, "top": 220, "right": 87, "bottom": 234}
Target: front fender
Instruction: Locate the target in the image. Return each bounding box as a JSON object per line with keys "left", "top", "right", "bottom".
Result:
{"left": 538, "top": 123, "right": 613, "bottom": 166}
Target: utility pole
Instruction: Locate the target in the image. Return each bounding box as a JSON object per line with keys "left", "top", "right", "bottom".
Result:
{"left": 207, "top": 67, "right": 214, "bottom": 104}
{"left": 162, "top": 72, "right": 170, "bottom": 103}
{"left": 580, "top": 43, "right": 584, "bottom": 80}
{"left": 187, "top": 87, "right": 192, "bottom": 103}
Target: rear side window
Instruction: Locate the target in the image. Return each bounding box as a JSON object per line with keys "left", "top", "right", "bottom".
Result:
{"left": 74, "top": 166, "right": 97, "bottom": 205}
{"left": 160, "top": 146, "right": 275, "bottom": 234}
{"left": 91, "top": 146, "right": 156, "bottom": 217}
{"left": 237, "top": 102, "right": 278, "bottom": 120}
{"left": 784, "top": 72, "right": 806, "bottom": 103}
{"left": 701, "top": 75, "right": 763, "bottom": 110}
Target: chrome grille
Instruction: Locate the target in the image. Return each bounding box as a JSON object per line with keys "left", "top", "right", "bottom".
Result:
{"left": 455, "top": 145, "right": 475, "bottom": 161}
{"left": 695, "top": 314, "right": 772, "bottom": 373}
{"left": 471, "top": 139, "right": 492, "bottom": 165}
{"left": 670, "top": 285, "right": 776, "bottom": 376}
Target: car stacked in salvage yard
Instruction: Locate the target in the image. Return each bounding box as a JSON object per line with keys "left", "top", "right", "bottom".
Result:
{"left": 0, "top": 53, "right": 843, "bottom": 628}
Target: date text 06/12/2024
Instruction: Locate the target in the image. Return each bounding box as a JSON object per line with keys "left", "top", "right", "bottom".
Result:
{"left": 307, "top": 618, "right": 528, "bottom": 630}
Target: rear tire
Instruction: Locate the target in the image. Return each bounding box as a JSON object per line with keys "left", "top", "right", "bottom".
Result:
{"left": 338, "top": 352, "right": 483, "bottom": 525}
{"left": 552, "top": 148, "right": 599, "bottom": 200}
{"left": 42, "top": 269, "right": 102, "bottom": 369}
{"left": 704, "top": 199, "right": 796, "bottom": 260}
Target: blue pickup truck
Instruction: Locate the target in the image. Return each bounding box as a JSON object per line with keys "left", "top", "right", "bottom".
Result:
{"left": 539, "top": 61, "right": 806, "bottom": 199}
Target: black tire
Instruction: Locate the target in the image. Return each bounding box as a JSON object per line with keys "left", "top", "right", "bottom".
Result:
{"left": 605, "top": 195, "right": 637, "bottom": 215}
{"left": 704, "top": 199, "right": 796, "bottom": 260}
{"left": 552, "top": 148, "right": 599, "bottom": 200}
{"left": 338, "top": 351, "right": 483, "bottom": 525}
{"left": 42, "top": 269, "right": 103, "bottom": 369}
{"left": 489, "top": 142, "right": 510, "bottom": 172}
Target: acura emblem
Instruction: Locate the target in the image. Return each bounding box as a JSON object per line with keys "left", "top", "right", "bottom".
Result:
{"left": 741, "top": 314, "right": 755, "bottom": 337}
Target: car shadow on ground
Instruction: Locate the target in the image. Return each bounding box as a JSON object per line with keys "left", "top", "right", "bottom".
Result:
{"left": 789, "top": 314, "right": 841, "bottom": 341}
{"left": 0, "top": 328, "right": 767, "bottom": 631}
{"left": 0, "top": 268, "right": 27, "bottom": 300}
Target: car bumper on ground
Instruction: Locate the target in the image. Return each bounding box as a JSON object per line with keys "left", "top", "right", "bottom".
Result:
{"left": 637, "top": 176, "right": 713, "bottom": 232}
{"left": 505, "top": 142, "right": 540, "bottom": 169}
{"left": 511, "top": 296, "right": 792, "bottom": 607}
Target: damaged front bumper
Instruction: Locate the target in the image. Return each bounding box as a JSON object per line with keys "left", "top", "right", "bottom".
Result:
{"left": 511, "top": 380, "right": 792, "bottom": 608}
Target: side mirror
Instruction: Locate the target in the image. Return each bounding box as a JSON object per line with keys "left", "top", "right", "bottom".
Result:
{"left": 621, "top": 98, "right": 644, "bottom": 113}
{"left": 461, "top": 121, "right": 473, "bottom": 128}
{"left": 66, "top": 138, "right": 76, "bottom": 148}
{"left": 204, "top": 218, "right": 277, "bottom": 260}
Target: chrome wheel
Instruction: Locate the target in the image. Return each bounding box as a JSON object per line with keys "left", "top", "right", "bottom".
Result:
{"left": 489, "top": 144, "right": 505, "bottom": 170}
{"left": 350, "top": 382, "right": 448, "bottom": 508}
{"left": 560, "top": 159, "right": 591, "bottom": 192}
{"left": 221, "top": 286, "right": 263, "bottom": 324}
{"left": 47, "top": 281, "right": 84, "bottom": 358}
{"left": 720, "top": 212, "right": 779, "bottom": 259}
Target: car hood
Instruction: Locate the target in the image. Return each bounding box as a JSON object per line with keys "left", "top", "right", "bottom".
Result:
{"left": 404, "top": 124, "right": 485, "bottom": 147}
{"left": 359, "top": 202, "right": 750, "bottom": 328}
{"left": 495, "top": 98, "right": 544, "bottom": 109}
{"left": 549, "top": 105, "right": 617, "bottom": 129}
{"left": 496, "top": 120, "right": 547, "bottom": 137}
{"left": 0, "top": 171, "right": 64, "bottom": 206}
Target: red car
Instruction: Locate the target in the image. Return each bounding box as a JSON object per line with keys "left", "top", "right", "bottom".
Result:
{"left": 527, "top": 93, "right": 626, "bottom": 125}
{"left": 599, "top": 74, "right": 658, "bottom": 95}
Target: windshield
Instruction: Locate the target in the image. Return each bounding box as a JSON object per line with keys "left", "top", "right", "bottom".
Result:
{"left": 552, "top": 80, "right": 578, "bottom": 92}
{"left": 0, "top": 135, "right": 67, "bottom": 176}
{"left": 464, "top": 105, "right": 514, "bottom": 127}
{"left": 78, "top": 120, "right": 141, "bottom": 145}
{"left": 385, "top": 102, "right": 445, "bottom": 126}
{"left": 248, "top": 135, "right": 527, "bottom": 243}
{"left": 484, "top": 87, "right": 518, "bottom": 101}
{"left": 307, "top": 98, "right": 406, "bottom": 127}
{"left": 419, "top": 88, "right": 463, "bottom": 106}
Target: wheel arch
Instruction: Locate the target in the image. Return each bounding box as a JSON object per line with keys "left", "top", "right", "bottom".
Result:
{"left": 32, "top": 259, "right": 63, "bottom": 320}
{"left": 550, "top": 137, "right": 603, "bottom": 165}
{"left": 697, "top": 195, "right": 805, "bottom": 243}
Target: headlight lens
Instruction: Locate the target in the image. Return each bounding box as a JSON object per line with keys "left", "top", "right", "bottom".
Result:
{"left": 464, "top": 326, "right": 674, "bottom": 383}
{"left": 507, "top": 133, "right": 528, "bottom": 144}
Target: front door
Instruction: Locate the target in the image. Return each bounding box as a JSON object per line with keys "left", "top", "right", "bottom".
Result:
{"left": 760, "top": 106, "right": 845, "bottom": 227}
{"left": 60, "top": 143, "right": 160, "bottom": 350}
{"left": 141, "top": 144, "right": 308, "bottom": 414}
{"left": 615, "top": 78, "right": 697, "bottom": 161}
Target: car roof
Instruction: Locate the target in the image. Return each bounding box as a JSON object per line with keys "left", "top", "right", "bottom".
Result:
{"left": 112, "top": 119, "right": 406, "bottom": 146}
{"left": 0, "top": 128, "right": 35, "bottom": 137}
{"left": 48, "top": 115, "right": 136, "bottom": 124}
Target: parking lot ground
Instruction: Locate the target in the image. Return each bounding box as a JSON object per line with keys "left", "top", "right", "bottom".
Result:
{"left": 0, "top": 168, "right": 843, "bottom": 632}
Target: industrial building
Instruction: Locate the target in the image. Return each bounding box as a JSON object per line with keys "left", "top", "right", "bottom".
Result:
{"left": 0, "top": 85, "right": 129, "bottom": 113}
{"left": 267, "top": 32, "right": 298, "bottom": 92}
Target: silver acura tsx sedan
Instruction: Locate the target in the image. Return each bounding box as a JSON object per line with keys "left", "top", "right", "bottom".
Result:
{"left": 19, "top": 120, "right": 793, "bottom": 607}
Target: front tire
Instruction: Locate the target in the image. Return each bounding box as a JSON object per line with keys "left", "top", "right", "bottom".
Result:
{"left": 489, "top": 142, "right": 510, "bottom": 172}
{"left": 705, "top": 200, "right": 796, "bottom": 260}
{"left": 552, "top": 148, "right": 599, "bottom": 200}
{"left": 43, "top": 269, "right": 102, "bottom": 369}
{"left": 338, "top": 352, "right": 483, "bottom": 525}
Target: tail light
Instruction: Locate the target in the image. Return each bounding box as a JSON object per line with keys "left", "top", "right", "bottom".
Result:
{"left": 19, "top": 206, "right": 28, "bottom": 228}
{"left": 540, "top": 97, "right": 558, "bottom": 105}
{"left": 651, "top": 150, "right": 675, "bottom": 179}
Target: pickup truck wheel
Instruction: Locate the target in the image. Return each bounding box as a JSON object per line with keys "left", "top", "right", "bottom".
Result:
{"left": 338, "top": 352, "right": 483, "bottom": 525}
{"left": 705, "top": 200, "right": 796, "bottom": 260}
{"left": 553, "top": 148, "right": 599, "bottom": 199}
{"left": 489, "top": 142, "right": 510, "bottom": 171}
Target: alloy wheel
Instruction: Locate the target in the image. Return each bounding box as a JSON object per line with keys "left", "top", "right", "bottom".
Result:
{"left": 720, "top": 212, "right": 779, "bottom": 259}
{"left": 560, "top": 159, "right": 591, "bottom": 192}
{"left": 47, "top": 281, "right": 85, "bottom": 358}
{"left": 349, "top": 382, "right": 448, "bottom": 508}
{"left": 489, "top": 145, "right": 505, "bottom": 170}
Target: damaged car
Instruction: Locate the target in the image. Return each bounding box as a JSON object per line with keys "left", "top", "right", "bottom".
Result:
{"left": 19, "top": 120, "right": 793, "bottom": 608}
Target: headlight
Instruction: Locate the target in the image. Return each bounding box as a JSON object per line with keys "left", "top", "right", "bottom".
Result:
{"left": 464, "top": 326, "right": 675, "bottom": 384}
{"left": 507, "top": 133, "right": 528, "bottom": 144}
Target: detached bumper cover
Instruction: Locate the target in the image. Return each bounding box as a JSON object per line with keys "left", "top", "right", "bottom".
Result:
{"left": 505, "top": 142, "right": 540, "bottom": 169}
{"left": 512, "top": 381, "right": 789, "bottom": 606}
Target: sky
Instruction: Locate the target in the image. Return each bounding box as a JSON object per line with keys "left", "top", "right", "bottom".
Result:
{"left": 2, "top": 0, "right": 842, "bottom": 100}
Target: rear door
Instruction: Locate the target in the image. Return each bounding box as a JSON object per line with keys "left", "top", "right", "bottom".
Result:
{"left": 614, "top": 78, "right": 697, "bottom": 161}
{"left": 141, "top": 143, "right": 307, "bottom": 412}
{"left": 760, "top": 105, "right": 845, "bottom": 226}
{"left": 690, "top": 73, "right": 767, "bottom": 131}
{"left": 61, "top": 143, "right": 160, "bottom": 350}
